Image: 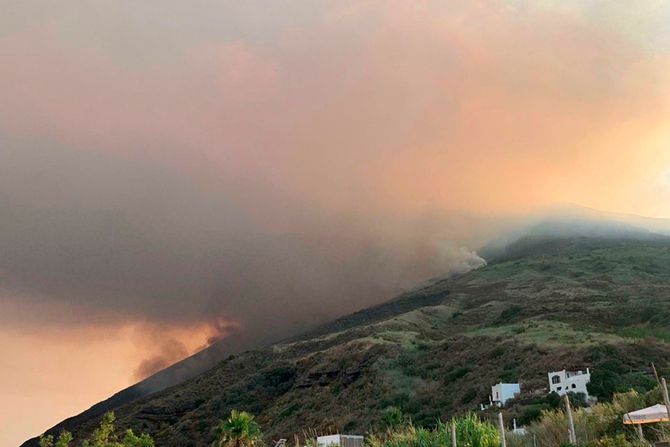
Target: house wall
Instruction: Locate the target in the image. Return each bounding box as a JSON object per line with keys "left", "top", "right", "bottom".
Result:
{"left": 548, "top": 369, "right": 591, "bottom": 397}
{"left": 491, "top": 382, "right": 521, "bottom": 405}
{"left": 318, "top": 435, "right": 342, "bottom": 447}
{"left": 340, "top": 436, "right": 365, "bottom": 447}
{"left": 317, "top": 435, "right": 364, "bottom": 447}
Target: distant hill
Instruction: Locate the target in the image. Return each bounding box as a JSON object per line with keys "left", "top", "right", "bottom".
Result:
{"left": 25, "top": 236, "right": 670, "bottom": 446}
{"left": 479, "top": 209, "right": 670, "bottom": 262}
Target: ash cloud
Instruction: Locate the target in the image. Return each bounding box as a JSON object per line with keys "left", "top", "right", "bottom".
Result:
{"left": 0, "top": 136, "right": 491, "bottom": 351}
{"left": 134, "top": 338, "right": 189, "bottom": 380}
{"left": 0, "top": 0, "right": 669, "bottom": 378}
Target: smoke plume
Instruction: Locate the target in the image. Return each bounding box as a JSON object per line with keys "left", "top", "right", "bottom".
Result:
{"left": 0, "top": 6, "right": 669, "bottom": 442}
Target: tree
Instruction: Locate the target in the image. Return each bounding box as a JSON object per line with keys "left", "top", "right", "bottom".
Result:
{"left": 39, "top": 431, "right": 73, "bottom": 447}
{"left": 588, "top": 369, "right": 623, "bottom": 401}
{"left": 121, "top": 429, "right": 155, "bottom": 447}
{"left": 39, "top": 411, "right": 153, "bottom": 447}
{"left": 83, "top": 411, "right": 118, "bottom": 447}
{"left": 35, "top": 411, "right": 153, "bottom": 447}
{"left": 213, "top": 410, "right": 263, "bottom": 447}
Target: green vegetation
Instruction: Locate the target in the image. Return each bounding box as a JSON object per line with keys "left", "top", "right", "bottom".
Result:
{"left": 586, "top": 346, "right": 660, "bottom": 401}
{"left": 41, "top": 239, "right": 670, "bottom": 446}
{"left": 40, "top": 412, "right": 154, "bottom": 447}
{"left": 212, "top": 410, "right": 263, "bottom": 447}
{"left": 42, "top": 395, "right": 669, "bottom": 447}
{"left": 454, "top": 413, "right": 500, "bottom": 447}
{"left": 518, "top": 389, "right": 660, "bottom": 447}
{"left": 367, "top": 413, "right": 499, "bottom": 447}
{"left": 466, "top": 320, "right": 630, "bottom": 348}
{"left": 39, "top": 432, "right": 73, "bottom": 447}
{"left": 401, "top": 388, "right": 670, "bottom": 447}
{"left": 382, "top": 407, "right": 406, "bottom": 429}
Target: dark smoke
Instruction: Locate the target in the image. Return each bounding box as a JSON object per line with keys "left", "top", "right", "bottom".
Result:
{"left": 0, "top": 135, "right": 491, "bottom": 366}
{"left": 134, "top": 338, "right": 189, "bottom": 380}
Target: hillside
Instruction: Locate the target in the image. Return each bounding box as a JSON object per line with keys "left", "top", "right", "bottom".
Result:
{"left": 26, "top": 237, "right": 670, "bottom": 446}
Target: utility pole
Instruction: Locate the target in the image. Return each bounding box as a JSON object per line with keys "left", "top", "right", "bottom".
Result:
{"left": 565, "top": 395, "right": 577, "bottom": 445}
{"left": 498, "top": 412, "right": 507, "bottom": 447}
{"left": 452, "top": 419, "right": 457, "bottom": 447}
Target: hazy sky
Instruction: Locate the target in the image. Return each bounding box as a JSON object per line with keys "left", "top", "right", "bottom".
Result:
{"left": 2, "top": 1, "right": 670, "bottom": 445}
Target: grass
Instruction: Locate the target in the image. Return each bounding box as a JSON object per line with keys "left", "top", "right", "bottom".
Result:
{"left": 367, "top": 413, "right": 500, "bottom": 447}
{"left": 617, "top": 326, "right": 670, "bottom": 342}
{"left": 466, "top": 320, "right": 631, "bottom": 347}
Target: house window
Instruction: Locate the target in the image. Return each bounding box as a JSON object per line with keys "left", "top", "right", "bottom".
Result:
{"left": 557, "top": 387, "right": 562, "bottom": 391}
{"left": 572, "top": 384, "right": 576, "bottom": 389}
{"left": 552, "top": 376, "right": 561, "bottom": 384}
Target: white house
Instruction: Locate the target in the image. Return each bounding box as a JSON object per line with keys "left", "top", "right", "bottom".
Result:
{"left": 491, "top": 382, "right": 521, "bottom": 406}
{"left": 548, "top": 369, "right": 591, "bottom": 397}
{"left": 317, "top": 435, "right": 364, "bottom": 447}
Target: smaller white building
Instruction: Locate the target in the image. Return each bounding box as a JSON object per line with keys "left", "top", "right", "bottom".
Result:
{"left": 548, "top": 369, "right": 591, "bottom": 397}
{"left": 491, "top": 382, "right": 521, "bottom": 406}
{"left": 317, "top": 435, "right": 364, "bottom": 447}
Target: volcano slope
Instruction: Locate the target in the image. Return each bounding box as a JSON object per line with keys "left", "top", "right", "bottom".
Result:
{"left": 26, "top": 237, "right": 670, "bottom": 446}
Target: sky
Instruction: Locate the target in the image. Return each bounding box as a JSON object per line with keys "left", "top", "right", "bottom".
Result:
{"left": 1, "top": 1, "right": 670, "bottom": 445}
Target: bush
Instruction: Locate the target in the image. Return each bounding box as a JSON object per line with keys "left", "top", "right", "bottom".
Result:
{"left": 461, "top": 388, "right": 479, "bottom": 404}
{"left": 519, "top": 404, "right": 551, "bottom": 425}
{"left": 39, "top": 432, "right": 73, "bottom": 447}
{"left": 455, "top": 413, "right": 500, "bottom": 447}
{"left": 588, "top": 370, "right": 657, "bottom": 401}
{"left": 587, "top": 369, "right": 624, "bottom": 400}
{"left": 528, "top": 389, "right": 658, "bottom": 447}
{"left": 367, "top": 412, "right": 499, "bottom": 447}
{"left": 382, "top": 406, "right": 406, "bottom": 429}
{"left": 40, "top": 412, "right": 154, "bottom": 447}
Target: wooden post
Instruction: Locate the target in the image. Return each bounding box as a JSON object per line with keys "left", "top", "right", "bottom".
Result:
{"left": 652, "top": 363, "right": 661, "bottom": 386}
{"left": 636, "top": 424, "right": 645, "bottom": 442}
{"left": 661, "top": 378, "right": 670, "bottom": 441}
{"left": 451, "top": 419, "right": 457, "bottom": 447}
{"left": 662, "top": 378, "right": 670, "bottom": 416}
{"left": 498, "top": 412, "right": 507, "bottom": 447}
{"left": 565, "top": 395, "right": 576, "bottom": 445}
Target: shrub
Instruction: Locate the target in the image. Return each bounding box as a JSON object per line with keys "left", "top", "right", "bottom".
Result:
{"left": 461, "top": 388, "right": 479, "bottom": 404}
{"left": 40, "top": 412, "right": 154, "bottom": 447}
{"left": 382, "top": 406, "right": 406, "bottom": 429}
{"left": 455, "top": 413, "right": 500, "bottom": 447}
{"left": 367, "top": 412, "right": 499, "bottom": 447}
{"left": 528, "top": 389, "right": 658, "bottom": 447}
{"left": 39, "top": 432, "right": 73, "bottom": 447}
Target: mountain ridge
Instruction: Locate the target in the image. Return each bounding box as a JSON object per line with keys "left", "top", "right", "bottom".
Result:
{"left": 24, "top": 234, "right": 670, "bottom": 446}
{"left": 26, "top": 209, "right": 670, "bottom": 447}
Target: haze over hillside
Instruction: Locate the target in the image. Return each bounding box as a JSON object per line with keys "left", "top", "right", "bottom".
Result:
{"left": 481, "top": 205, "right": 670, "bottom": 261}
